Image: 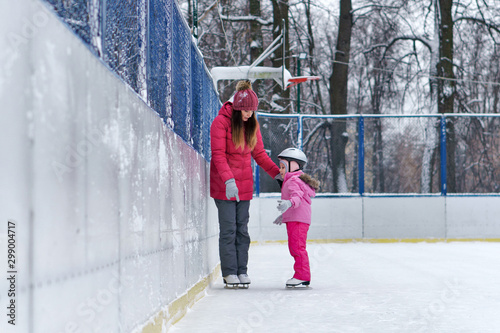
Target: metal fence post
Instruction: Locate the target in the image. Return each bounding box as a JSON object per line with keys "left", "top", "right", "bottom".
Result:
{"left": 101, "top": 0, "right": 106, "bottom": 59}
{"left": 440, "top": 115, "right": 447, "bottom": 195}
{"left": 254, "top": 162, "right": 260, "bottom": 197}
{"left": 358, "top": 116, "right": 365, "bottom": 195}
{"left": 298, "top": 114, "right": 303, "bottom": 150}
{"left": 255, "top": 112, "right": 260, "bottom": 197}
{"left": 146, "top": 0, "right": 150, "bottom": 105}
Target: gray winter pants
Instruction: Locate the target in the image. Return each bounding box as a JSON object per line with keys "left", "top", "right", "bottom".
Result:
{"left": 214, "top": 199, "right": 251, "bottom": 277}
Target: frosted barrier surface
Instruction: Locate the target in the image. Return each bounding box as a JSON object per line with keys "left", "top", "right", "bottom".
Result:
{"left": 250, "top": 196, "right": 500, "bottom": 241}
{"left": 0, "top": 1, "right": 218, "bottom": 332}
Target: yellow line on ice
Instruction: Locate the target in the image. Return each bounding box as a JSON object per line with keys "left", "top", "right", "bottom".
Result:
{"left": 252, "top": 238, "right": 500, "bottom": 245}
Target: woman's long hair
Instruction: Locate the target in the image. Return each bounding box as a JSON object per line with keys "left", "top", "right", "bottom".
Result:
{"left": 231, "top": 110, "right": 258, "bottom": 150}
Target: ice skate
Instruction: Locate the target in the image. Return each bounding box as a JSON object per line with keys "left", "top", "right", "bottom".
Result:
{"left": 286, "top": 278, "right": 310, "bottom": 288}
{"left": 238, "top": 274, "right": 251, "bottom": 289}
{"left": 223, "top": 275, "right": 240, "bottom": 289}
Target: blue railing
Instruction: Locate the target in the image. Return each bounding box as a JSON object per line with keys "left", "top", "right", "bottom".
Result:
{"left": 256, "top": 113, "right": 500, "bottom": 196}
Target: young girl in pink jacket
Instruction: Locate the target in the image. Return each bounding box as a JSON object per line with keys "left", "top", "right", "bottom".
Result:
{"left": 275, "top": 148, "right": 320, "bottom": 287}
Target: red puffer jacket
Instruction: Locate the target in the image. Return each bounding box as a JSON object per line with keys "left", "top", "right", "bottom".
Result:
{"left": 210, "top": 102, "right": 279, "bottom": 201}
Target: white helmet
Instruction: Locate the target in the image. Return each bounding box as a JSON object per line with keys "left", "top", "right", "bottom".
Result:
{"left": 278, "top": 148, "right": 308, "bottom": 169}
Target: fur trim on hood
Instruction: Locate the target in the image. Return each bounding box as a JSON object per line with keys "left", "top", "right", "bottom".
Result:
{"left": 299, "top": 173, "right": 320, "bottom": 191}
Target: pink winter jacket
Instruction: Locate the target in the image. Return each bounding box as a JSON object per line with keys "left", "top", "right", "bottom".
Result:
{"left": 210, "top": 102, "right": 279, "bottom": 201}
{"left": 281, "top": 170, "right": 316, "bottom": 224}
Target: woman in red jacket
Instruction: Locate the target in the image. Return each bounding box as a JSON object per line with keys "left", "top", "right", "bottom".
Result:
{"left": 210, "top": 80, "right": 280, "bottom": 288}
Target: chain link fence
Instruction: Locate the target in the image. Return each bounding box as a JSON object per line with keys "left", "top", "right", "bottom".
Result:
{"left": 257, "top": 113, "right": 500, "bottom": 195}
{"left": 42, "top": 0, "right": 220, "bottom": 159}
{"left": 33, "top": 1, "right": 500, "bottom": 194}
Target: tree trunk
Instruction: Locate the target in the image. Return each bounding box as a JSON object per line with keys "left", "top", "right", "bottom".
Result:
{"left": 271, "top": 0, "right": 290, "bottom": 112}
{"left": 249, "top": 0, "right": 263, "bottom": 97}
{"left": 371, "top": 82, "right": 385, "bottom": 193}
{"left": 304, "top": 0, "right": 325, "bottom": 114}
{"left": 436, "top": 0, "right": 456, "bottom": 193}
{"left": 329, "top": 0, "right": 352, "bottom": 192}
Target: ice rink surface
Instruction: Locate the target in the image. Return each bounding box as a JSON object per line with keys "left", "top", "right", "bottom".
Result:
{"left": 170, "top": 242, "right": 500, "bottom": 333}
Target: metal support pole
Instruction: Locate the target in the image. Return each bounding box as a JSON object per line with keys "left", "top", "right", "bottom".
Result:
{"left": 101, "top": 0, "right": 106, "bottom": 60}
{"left": 254, "top": 162, "right": 260, "bottom": 197}
{"left": 146, "top": 0, "right": 150, "bottom": 104}
{"left": 298, "top": 115, "right": 304, "bottom": 150}
{"left": 255, "top": 113, "right": 260, "bottom": 197}
{"left": 440, "top": 115, "right": 447, "bottom": 195}
{"left": 358, "top": 116, "right": 365, "bottom": 195}
{"left": 297, "top": 57, "right": 301, "bottom": 114}
{"left": 296, "top": 52, "right": 307, "bottom": 114}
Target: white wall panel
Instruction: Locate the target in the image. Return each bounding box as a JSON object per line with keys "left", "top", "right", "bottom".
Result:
{"left": 0, "top": 1, "right": 219, "bottom": 332}
{"left": 446, "top": 196, "right": 500, "bottom": 238}
{"left": 363, "top": 197, "right": 446, "bottom": 239}
{"left": 311, "top": 197, "right": 363, "bottom": 240}
{"left": 251, "top": 196, "right": 499, "bottom": 241}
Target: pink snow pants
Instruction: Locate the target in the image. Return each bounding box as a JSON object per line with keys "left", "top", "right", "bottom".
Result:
{"left": 286, "top": 222, "right": 310, "bottom": 281}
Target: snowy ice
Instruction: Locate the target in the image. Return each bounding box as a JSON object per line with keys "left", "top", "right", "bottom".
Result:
{"left": 170, "top": 242, "right": 500, "bottom": 333}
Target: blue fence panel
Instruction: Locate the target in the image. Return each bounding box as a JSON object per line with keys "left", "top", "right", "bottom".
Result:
{"left": 256, "top": 113, "right": 500, "bottom": 196}
{"left": 202, "top": 70, "right": 219, "bottom": 159}
{"left": 191, "top": 44, "right": 204, "bottom": 154}
{"left": 171, "top": 4, "right": 192, "bottom": 144}
{"left": 103, "top": 0, "right": 146, "bottom": 93}
{"left": 148, "top": 0, "right": 173, "bottom": 121}
{"left": 44, "top": 0, "right": 93, "bottom": 48}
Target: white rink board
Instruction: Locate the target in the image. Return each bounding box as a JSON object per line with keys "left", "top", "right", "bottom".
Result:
{"left": 363, "top": 196, "right": 446, "bottom": 239}
{"left": 446, "top": 196, "right": 500, "bottom": 238}
{"left": 0, "top": 1, "right": 219, "bottom": 332}
{"left": 250, "top": 196, "right": 500, "bottom": 241}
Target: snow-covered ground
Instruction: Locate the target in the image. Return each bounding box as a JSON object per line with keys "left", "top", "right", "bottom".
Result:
{"left": 170, "top": 242, "right": 500, "bottom": 333}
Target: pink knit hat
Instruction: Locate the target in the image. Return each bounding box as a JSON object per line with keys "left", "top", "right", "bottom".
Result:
{"left": 233, "top": 80, "right": 259, "bottom": 111}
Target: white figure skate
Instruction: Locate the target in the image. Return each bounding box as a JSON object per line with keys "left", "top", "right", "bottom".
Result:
{"left": 238, "top": 274, "right": 251, "bottom": 289}
{"left": 223, "top": 275, "right": 240, "bottom": 289}
{"left": 286, "top": 278, "right": 310, "bottom": 288}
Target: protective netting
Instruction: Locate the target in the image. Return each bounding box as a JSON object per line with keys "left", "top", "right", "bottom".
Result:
{"left": 362, "top": 117, "right": 442, "bottom": 194}
{"left": 452, "top": 116, "right": 500, "bottom": 193}
{"left": 257, "top": 114, "right": 500, "bottom": 195}
{"left": 42, "top": 0, "right": 220, "bottom": 160}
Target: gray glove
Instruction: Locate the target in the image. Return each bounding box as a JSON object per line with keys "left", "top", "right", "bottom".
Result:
{"left": 277, "top": 199, "right": 292, "bottom": 213}
{"left": 273, "top": 215, "right": 283, "bottom": 225}
{"left": 225, "top": 178, "right": 240, "bottom": 202}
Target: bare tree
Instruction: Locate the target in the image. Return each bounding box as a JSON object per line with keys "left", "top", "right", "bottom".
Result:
{"left": 328, "top": 0, "right": 352, "bottom": 192}
{"left": 270, "top": 0, "right": 291, "bottom": 113}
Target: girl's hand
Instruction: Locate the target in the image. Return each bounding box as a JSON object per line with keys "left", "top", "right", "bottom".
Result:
{"left": 277, "top": 200, "right": 292, "bottom": 213}
{"left": 272, "top": 215, "right": 283, "bottom": 225}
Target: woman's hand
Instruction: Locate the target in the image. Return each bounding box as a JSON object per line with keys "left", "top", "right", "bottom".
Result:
{"left": 225, "top": 178, "right": 240, "bottom": 202}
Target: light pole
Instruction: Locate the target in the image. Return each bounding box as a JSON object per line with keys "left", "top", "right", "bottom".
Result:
{"left": 297, "top": 52, "right": 307, "bottom": 114}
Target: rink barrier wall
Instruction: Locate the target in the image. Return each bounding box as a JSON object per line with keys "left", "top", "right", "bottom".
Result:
{"left": 249, "top": 196, "right": 500, "bottom": 242}
{"left": 0, "top": 1, "right": 219, "bottom": 332}
{"left": 139, "top": 264, "right": 221, "bottom": 333}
